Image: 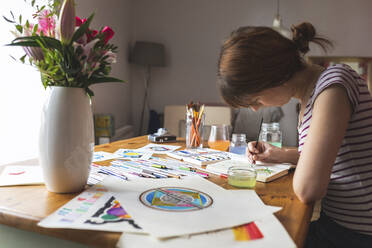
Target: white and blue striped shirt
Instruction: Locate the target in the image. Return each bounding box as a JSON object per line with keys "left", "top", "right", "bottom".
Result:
{"left": 298, "top": 64, "right": 372, "bottom": 235}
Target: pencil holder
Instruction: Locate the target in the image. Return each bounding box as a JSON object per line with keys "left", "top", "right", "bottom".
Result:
{"left": 186, "top": 112, "right": 205, "bottom": 149}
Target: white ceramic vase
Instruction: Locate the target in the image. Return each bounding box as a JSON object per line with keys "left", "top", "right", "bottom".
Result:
{"left": 39, "top": 86, "right": 94, "bottom": 193}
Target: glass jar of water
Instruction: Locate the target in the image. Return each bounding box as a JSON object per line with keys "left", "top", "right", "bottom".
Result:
{"left": 259, "top": 122, "right": 282, "bottom": 148}
{"left": 229, "top": 133, "right": 248, "bottom": 155}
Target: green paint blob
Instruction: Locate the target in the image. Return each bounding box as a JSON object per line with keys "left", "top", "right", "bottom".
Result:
{"left": 102, "top": 214, "right": 117, "bottom": 220}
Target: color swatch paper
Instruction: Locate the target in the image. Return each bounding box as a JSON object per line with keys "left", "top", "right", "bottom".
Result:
{"left": 93, "top": 151, "right": 122, "bottom": 162}
{"left": 38, "top": 184, "right": 144, "bottom": 233}
{"left": 136, "top": 144, "right": 181, "bottom": 154}
{"left": 114, "top": 149, "right": 153, "bottom": 160}
{"left": 0, "top": 165, "right": 43, "bottom": 186}
{"left": 102, "top": 176, "right": 280, "bottom": 238}
{"left": 117, "top": 190, "right": 295, "bottom": 248}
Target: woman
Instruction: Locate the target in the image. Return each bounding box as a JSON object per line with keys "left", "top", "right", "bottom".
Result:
{"left": 217, "top": 23, "right": 372, "bottom": 247}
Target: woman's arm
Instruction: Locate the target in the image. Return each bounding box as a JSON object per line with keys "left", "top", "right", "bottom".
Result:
{"left": 293, "top": 85, "right": 352, "bottom": 204}
{"left": 247, "top": 142, "right": 299, "bottom": 164}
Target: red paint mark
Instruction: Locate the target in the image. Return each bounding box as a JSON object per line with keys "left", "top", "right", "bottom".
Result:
{"left": 77, "top": 197, "right": 86, "bottom": 201}
{"left": 245, "top": 222, "right": 264, "bottom": 240}
{"left": 8, "top": 171, "right": 25, "bottom": 175}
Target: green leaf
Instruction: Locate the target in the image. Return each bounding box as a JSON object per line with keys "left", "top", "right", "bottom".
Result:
{"left": 25, "top": 20, "right": 30, "bottom": 28}
{"left": 70, "top": 13, "right": 95, "bottom": 43}
{"left": 12, "top": 36, "right": 62, "bottom": 51}
{"left": 20, "top": 54, "right": 27, "bottom": 63}
{"left": 31, "top": 0, "right": 36, "bottom": 7}
{"left": 19, "top": 15, "right": 22, "bottom": 24}
{"left": 88, "top": 76, "right": 124, "bottom": 85}
{"left": 7, "top": 40, "right": 39, "bottom": 47}
{"left": 32, "top": 23, "right": 38, "bottom": 34}
{"left": 3, "top": 16, "right": 15, "bottom": 23}
{"left": 16, "top": 24, "right": 23, "bottom": 33}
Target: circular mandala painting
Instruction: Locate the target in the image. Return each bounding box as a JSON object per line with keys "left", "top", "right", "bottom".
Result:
{"left": 139, "top": 187, "right": 213, "bottom": 212}
{"left": 148, "top": 146, "right": 171, "bottom": 152}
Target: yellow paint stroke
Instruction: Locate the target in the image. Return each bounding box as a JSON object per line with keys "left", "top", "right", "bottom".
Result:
{"left": 233, "top": 225, "right": 251, "bottom": 241}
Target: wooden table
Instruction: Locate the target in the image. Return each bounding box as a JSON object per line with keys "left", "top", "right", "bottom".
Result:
{"left": 0, "top": 136, "right": 313, "bottom": 248}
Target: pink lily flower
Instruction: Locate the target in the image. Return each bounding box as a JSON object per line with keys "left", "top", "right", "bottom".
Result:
{"left": 21, "top": 27, "right": 44, "bottom": 61}
{"left": 102, "top": 26, "right": 114, "bottom": 44}
{"left": 58, "top": 0, "right": 76, "bottom": 44}
{"left": 38, "top": 10, "right": 56, "bottom": 37}
{"left": 75, "top": 16, "right": 86, "bottom": 27}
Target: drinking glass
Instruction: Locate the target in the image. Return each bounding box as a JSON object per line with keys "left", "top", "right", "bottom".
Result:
{"left": 208, "top": 125, "right": 230, "bottom": 151}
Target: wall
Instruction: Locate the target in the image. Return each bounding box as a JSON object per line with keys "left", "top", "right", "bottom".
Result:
{"left": 76, "top": 0, "right": 133, "bottom": 130}
{"left": 130, "top": 0, "right": 372, "bottom": 143}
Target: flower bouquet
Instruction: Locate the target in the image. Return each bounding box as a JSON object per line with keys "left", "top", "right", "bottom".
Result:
{"left": 4, "top": 0, "right": 123, "bottom": 193}
{"left": 5, "top": 0, "right": 123, "bottom": 96}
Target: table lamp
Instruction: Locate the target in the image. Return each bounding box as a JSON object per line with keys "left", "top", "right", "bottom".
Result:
{"left": 130, "top": 41, "right": 166, "bottom": 135}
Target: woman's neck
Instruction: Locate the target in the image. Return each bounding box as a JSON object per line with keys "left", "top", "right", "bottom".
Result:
{"left": 290, "top": 64, "right": 325, "bottom": 105}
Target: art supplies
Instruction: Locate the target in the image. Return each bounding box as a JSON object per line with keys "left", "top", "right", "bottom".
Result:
{"left": 111, "top": 160, "right": 182, "bottom": 179}
{"left": 206, "top": 160, "right": 293, "bottom": 183}
{"left": 227, "top": 166, "right": 257, "bottom": 188}
{"left": 114, "top": 149, "right": 152, "bottom": 160}
{"left": 87, "top": 163, "right": 108, "bottom": 185}
{"left": 136, "top": 144, "right": 181, "bottom": 154}
{"left": 207, "top": 125, "right": 230, "bottom": 151}
{"left": 148, "top": 157, "right": 209, "bottom": 178}
{"left": 102, "top": 176, "right": 280, "bottom": 238}
{"left": 0, "top": 165, "right": 43, "bottom": 186}
{"left": 255, "top": 162, "right": 293, "bottom": 182}
{"left": 186, "top": 102, "right": 205, "bottom": 148}
{"left": 167, "top": 148, "right": 231, "bottom": 166}
{"left": 93, "top": 151, "right": 122, "bottom": 162}
{"left": 38, "top": 184, "right": 144, "bottom": 233}
{"left": 117, "top": 191, "right": 295, "bottom": 248}
{"left": 253, "top": 117, "right": 264, "bottom": 164}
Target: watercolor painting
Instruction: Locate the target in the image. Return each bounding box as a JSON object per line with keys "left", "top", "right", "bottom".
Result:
{"left": 85, "top": 196, "right": 142, "bottom": 229}
{"left": 139, "top": 187, "right": 213, "bottom": 212}
{"left": 232, "top": 222, "right": 264, "bottom": 241}
{"left": 114, "top": 149, "right": 152, "bottom": 160}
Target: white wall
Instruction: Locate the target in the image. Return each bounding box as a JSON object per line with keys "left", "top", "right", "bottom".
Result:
{"left": 130, "top": 0, "right": 372, "bottom": 140}
{"left": 76, "top": 0, "right": 133, "bottom": 130}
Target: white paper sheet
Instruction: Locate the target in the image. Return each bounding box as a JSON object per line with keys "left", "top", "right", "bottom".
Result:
{"left": 114, "top": 149, "right": 153, "bottom": 160}
{"left": 116, "top": 190, "right": 296, "bottom": 248}
{"left": 136, "top": 144, "right": 181, "bottom": 154}
{"left": 0, "top": 165, "right": 43, "bottom": 186}
{"left": 102, "top": 176, "right": 280, "bottom": 238}
{"left": 38, "top": 184, "right": 144, "bottom": 233}
{"left": 117, "top": 214, "right": 295, "bottom": 248}
{"left": 93, "top": 151, "right": 122, "bottom": 162}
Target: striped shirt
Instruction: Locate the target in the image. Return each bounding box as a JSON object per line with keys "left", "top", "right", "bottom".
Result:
{"left": 298, "top": 64, "right": 372, "bottom": 235}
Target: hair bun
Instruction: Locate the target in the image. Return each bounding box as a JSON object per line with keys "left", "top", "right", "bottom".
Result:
{"left": 291, "top": 22, "right": 316, "bottom": 53}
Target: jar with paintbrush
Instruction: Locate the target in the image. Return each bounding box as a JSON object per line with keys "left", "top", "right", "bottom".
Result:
{"left": 186, "top": 102, "right": 205, "bottom": 149}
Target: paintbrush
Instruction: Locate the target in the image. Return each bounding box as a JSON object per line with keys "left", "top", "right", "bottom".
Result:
{"left": 253, "top": 117, "right": 264, "bottom": 164}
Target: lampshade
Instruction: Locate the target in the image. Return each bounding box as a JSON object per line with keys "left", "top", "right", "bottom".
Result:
{"left": 272, "top": 14, "right": 291, "bottom": 39}
{"left": 272, "top": 0, "right": 291, "bottom": 39}
{"left": 130, "top": 41, "right": 165, "bottom": 67}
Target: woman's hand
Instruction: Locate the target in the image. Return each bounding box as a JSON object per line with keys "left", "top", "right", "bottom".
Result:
{"left": 247, "top": 141, "right": 284, "bottom": 163}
